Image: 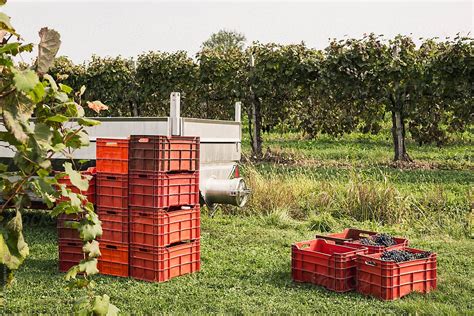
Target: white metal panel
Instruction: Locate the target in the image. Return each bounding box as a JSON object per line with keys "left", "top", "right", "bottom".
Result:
{"left": 0, "top": 118, "right": 171, "bottom": 159}
{"left": 181, "top": 118, "right": 241, "bottom": 143}
{"left": 199, "top": 143, "right": 240, "bottom": 163}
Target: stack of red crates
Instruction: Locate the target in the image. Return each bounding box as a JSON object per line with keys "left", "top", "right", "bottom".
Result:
{"left": 128, "top": 135, "right": 201, "bottom": 282}
{"left": 57, "top": 167, "right": 96, "bottom": 272}
{"left": 95, "top": 138, "right": 130, "bottom": 277}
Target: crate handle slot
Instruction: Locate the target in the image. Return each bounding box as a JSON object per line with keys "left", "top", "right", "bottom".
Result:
{"left": 365, "top": 260, "right": 377, "bottom": 266}
{"left": 138, "top": 138, "right": 149, "bottom": 143}
{"left": 105, "top": 142, "right": 118, "bottom": 146}
{"left": 67, "top": 242, "right": 77, "bottom": 246}
{"left": 106, "top": 210, "right": 118, "bottom": 215}
{"left": 106, "top": 176, "right": 117, "bottom": 180}
{"left": 138, "top": 174, "right": 147, "bottom": 178}
{"left": 106, "top": 245, "right": 117, "bottom": 250}
{"left": 296, "top": 241, "right": 312, "bottom": 249}
{"left": 314, "top": 235, "right": 350, "bottom": 244}
{"left": 138, "top": 248, "right": 149, "bottom": 252}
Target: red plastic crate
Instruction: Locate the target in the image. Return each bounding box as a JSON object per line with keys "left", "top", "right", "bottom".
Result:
{"left": 129, "top": 135, "right": 199, "bottom": 173}
{"left": 58, "top": 240, "right": 84, "bottom": 272}
{"left": 129, "top": 172, "right": 199, "bottom": 209}
{"left": 57, "top": 214, "right": 81, "bottom": 241}
{"left": 97, "top": 207, "right": 129, "bottom": 243}
{"left": 96, "top": 138, "right": 129, "bottom": 174}
{"left": 356, "top": 247, "right": 437, "bottom": 300}
{"left": 130, "top": 240, "right": 200, "bottom": 282}
{"left": 96, "top": 173, "right": 128, "bottom": 209}
{"left": 130, "top": 206, "right": 200, "bottom": 248}
{"left": 315, "top": 228, "right": 408, "bottom": 254}
{"left": 292, "top": 239, "right": 368, "bottom": 292}
{"left": 57, "top": 168, "right": 96, "bottom": 205}
{"left": 98, "top": 241, "right": 129, "bottom": 277}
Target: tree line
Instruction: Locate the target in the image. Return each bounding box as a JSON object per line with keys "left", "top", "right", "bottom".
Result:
{"left": 49, "top": 33, "right": 473, "bottom": 161}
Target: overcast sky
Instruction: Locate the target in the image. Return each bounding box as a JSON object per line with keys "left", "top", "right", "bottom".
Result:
{"left": 6, "top": 0, "right": 474, "bottom": 64}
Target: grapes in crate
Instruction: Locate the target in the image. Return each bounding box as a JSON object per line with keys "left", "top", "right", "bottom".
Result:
{"left": 359, "top": 233, "right": 396, "bottom": 247}
{"left": 381, "top": 250, "right": 432, "bottom": 263}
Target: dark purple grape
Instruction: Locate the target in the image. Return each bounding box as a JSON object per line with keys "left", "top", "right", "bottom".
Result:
{"left": 381, "top": 250, "right": 432, "bottom": 262}
{"left": 359, "top": 233, "right": 396, "bottom": 247}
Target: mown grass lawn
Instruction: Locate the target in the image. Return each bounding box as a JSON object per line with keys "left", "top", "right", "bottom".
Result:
{"left": 2, "top": 214, "right": 473, "bottom": 314}
{"left": 245, "top": 131, "right": 473, "bottom": 170}
{"left": 3, "top": 130, "right": 472, "bottom": 314}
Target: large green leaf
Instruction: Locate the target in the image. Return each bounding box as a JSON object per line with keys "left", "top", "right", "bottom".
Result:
{"left": 63, "top": 162, "right": 88, "bottom": 191}
{"left": 65, "top": 258, "right": 99, "bottom": 280}
{"left": 45, "top": 114, "right": 69, "bottom": 123}
{"left": 37, "top": 27, "right": 61, "bottom": 74}
{"left": 92, "top": 294, "right": 119, "bottom": 316}
{"left": 33, "top": 123, "right": 53, "bottom": 146}
{"left": 0, "top": 43, "right": 33, "bottom": 55}
{"left": 77, "top": 118, "right": 101, "bottom": 127}
{"left": 72, "top": 295, "right": 91, "bottom": 316}
{"left": 0, "top": 12, "right": 15, "bottom": 34}
{"left": 12, "top": 69, "right": 39, "bottom": 93}
{"left": 0, "top": 211, "right": 29, "bottom": 271}
{"left": 78, "top": 221, "right": 102, "bottom": 242}
{"left": 82, "top": 240, "right": 101, "bottom": 258}
{"left": 0, "top": 93, "right": 32, "bottom": 144}
{"left": 79, "top": 258, "right": 99, "bottom": 275}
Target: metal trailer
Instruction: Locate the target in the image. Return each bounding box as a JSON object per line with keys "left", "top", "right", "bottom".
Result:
{"left": 0, "top": 92, "right": 250, "bottom": 208}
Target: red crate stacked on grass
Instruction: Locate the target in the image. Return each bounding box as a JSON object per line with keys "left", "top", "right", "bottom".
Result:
{"left": 292, "top": 239, "right": 368, "bottom": 292}
{"left": 128, "top": 135, "right": 201, "bottom": 282}
{"left": 96, "top": 138, "right": 130, "bottom": 277}
{"left": 57, "top": 167, "right": 96, "bottom": 272}
{"left": 356, "top": 248, "right": 437, "bottom": 300}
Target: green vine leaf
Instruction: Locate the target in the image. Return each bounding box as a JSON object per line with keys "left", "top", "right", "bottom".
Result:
{"left": 82, "top": 240, "right": 101, "bottom": 258}
{"left": 46, "top": 114, "right": 69, "bottom": 123}
{"left": 0, "top": 212, "right": 29, "bottom": 271}
{"left": 79, "top": 258, "right": 99, "bottom": 276}
{"left": 72, "top": 295, "right": 91, "bottom": 315}
{"left": 0, "top": 12, "right": 15, "bottom": 34}
{"left": 78, "top": 220, "right": 102, "bottom": 242}
{"left": 77, "top": 117, "right": 100, "bottom": 127}
{"left": 92, "top": 294, "right": 119, "bottom": 316}
{"left": 33, "top": 122, "right": 53, "bottom": 146}
{"left": 0, "top": 94, "right": 32, "bottom": 144}
{"left": 63, "top": 162, "right": 89, "bottom": 191}
{"left": 12, "top": 69, "right": 40, "bottom": 93}
{"left": 43, "top": 74, "right": 58, "bottom": 91}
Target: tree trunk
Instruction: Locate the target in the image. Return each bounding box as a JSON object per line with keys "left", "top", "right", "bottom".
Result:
{"left": 250, "top": 91, "right": 263, "bottom": 159}
{"left": 130, "top": 101, "right": 139, "bottom": 117}
{"left": 391, "top": 110, "right": 412, "bottom": 162}
{"left": 246, "top": 103, "right": 254, "bottom": 151}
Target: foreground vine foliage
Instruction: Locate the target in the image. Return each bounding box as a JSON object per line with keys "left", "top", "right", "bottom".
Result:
{"left": 0, "top": 2, "right": 117, "bottom": 314}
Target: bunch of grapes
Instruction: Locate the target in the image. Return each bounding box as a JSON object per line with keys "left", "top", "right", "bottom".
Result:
{"left": 381, "top": 250, "right": 432, "bottom": 263}
{"left": 359, "top": 233, "right": 396, "bottom": 247}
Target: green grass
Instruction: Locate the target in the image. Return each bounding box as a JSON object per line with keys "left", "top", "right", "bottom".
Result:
{"left": 3, "top": 130, "right": 473, "bottom": 313}
{"left": 237, "top": 130, "right": 472, "bottom": 239}
{"left": 243, "top": 131, "right": 473, "bottom": 170}
{"left": 2, "top": 215, "right": 473, "bottom": 314}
